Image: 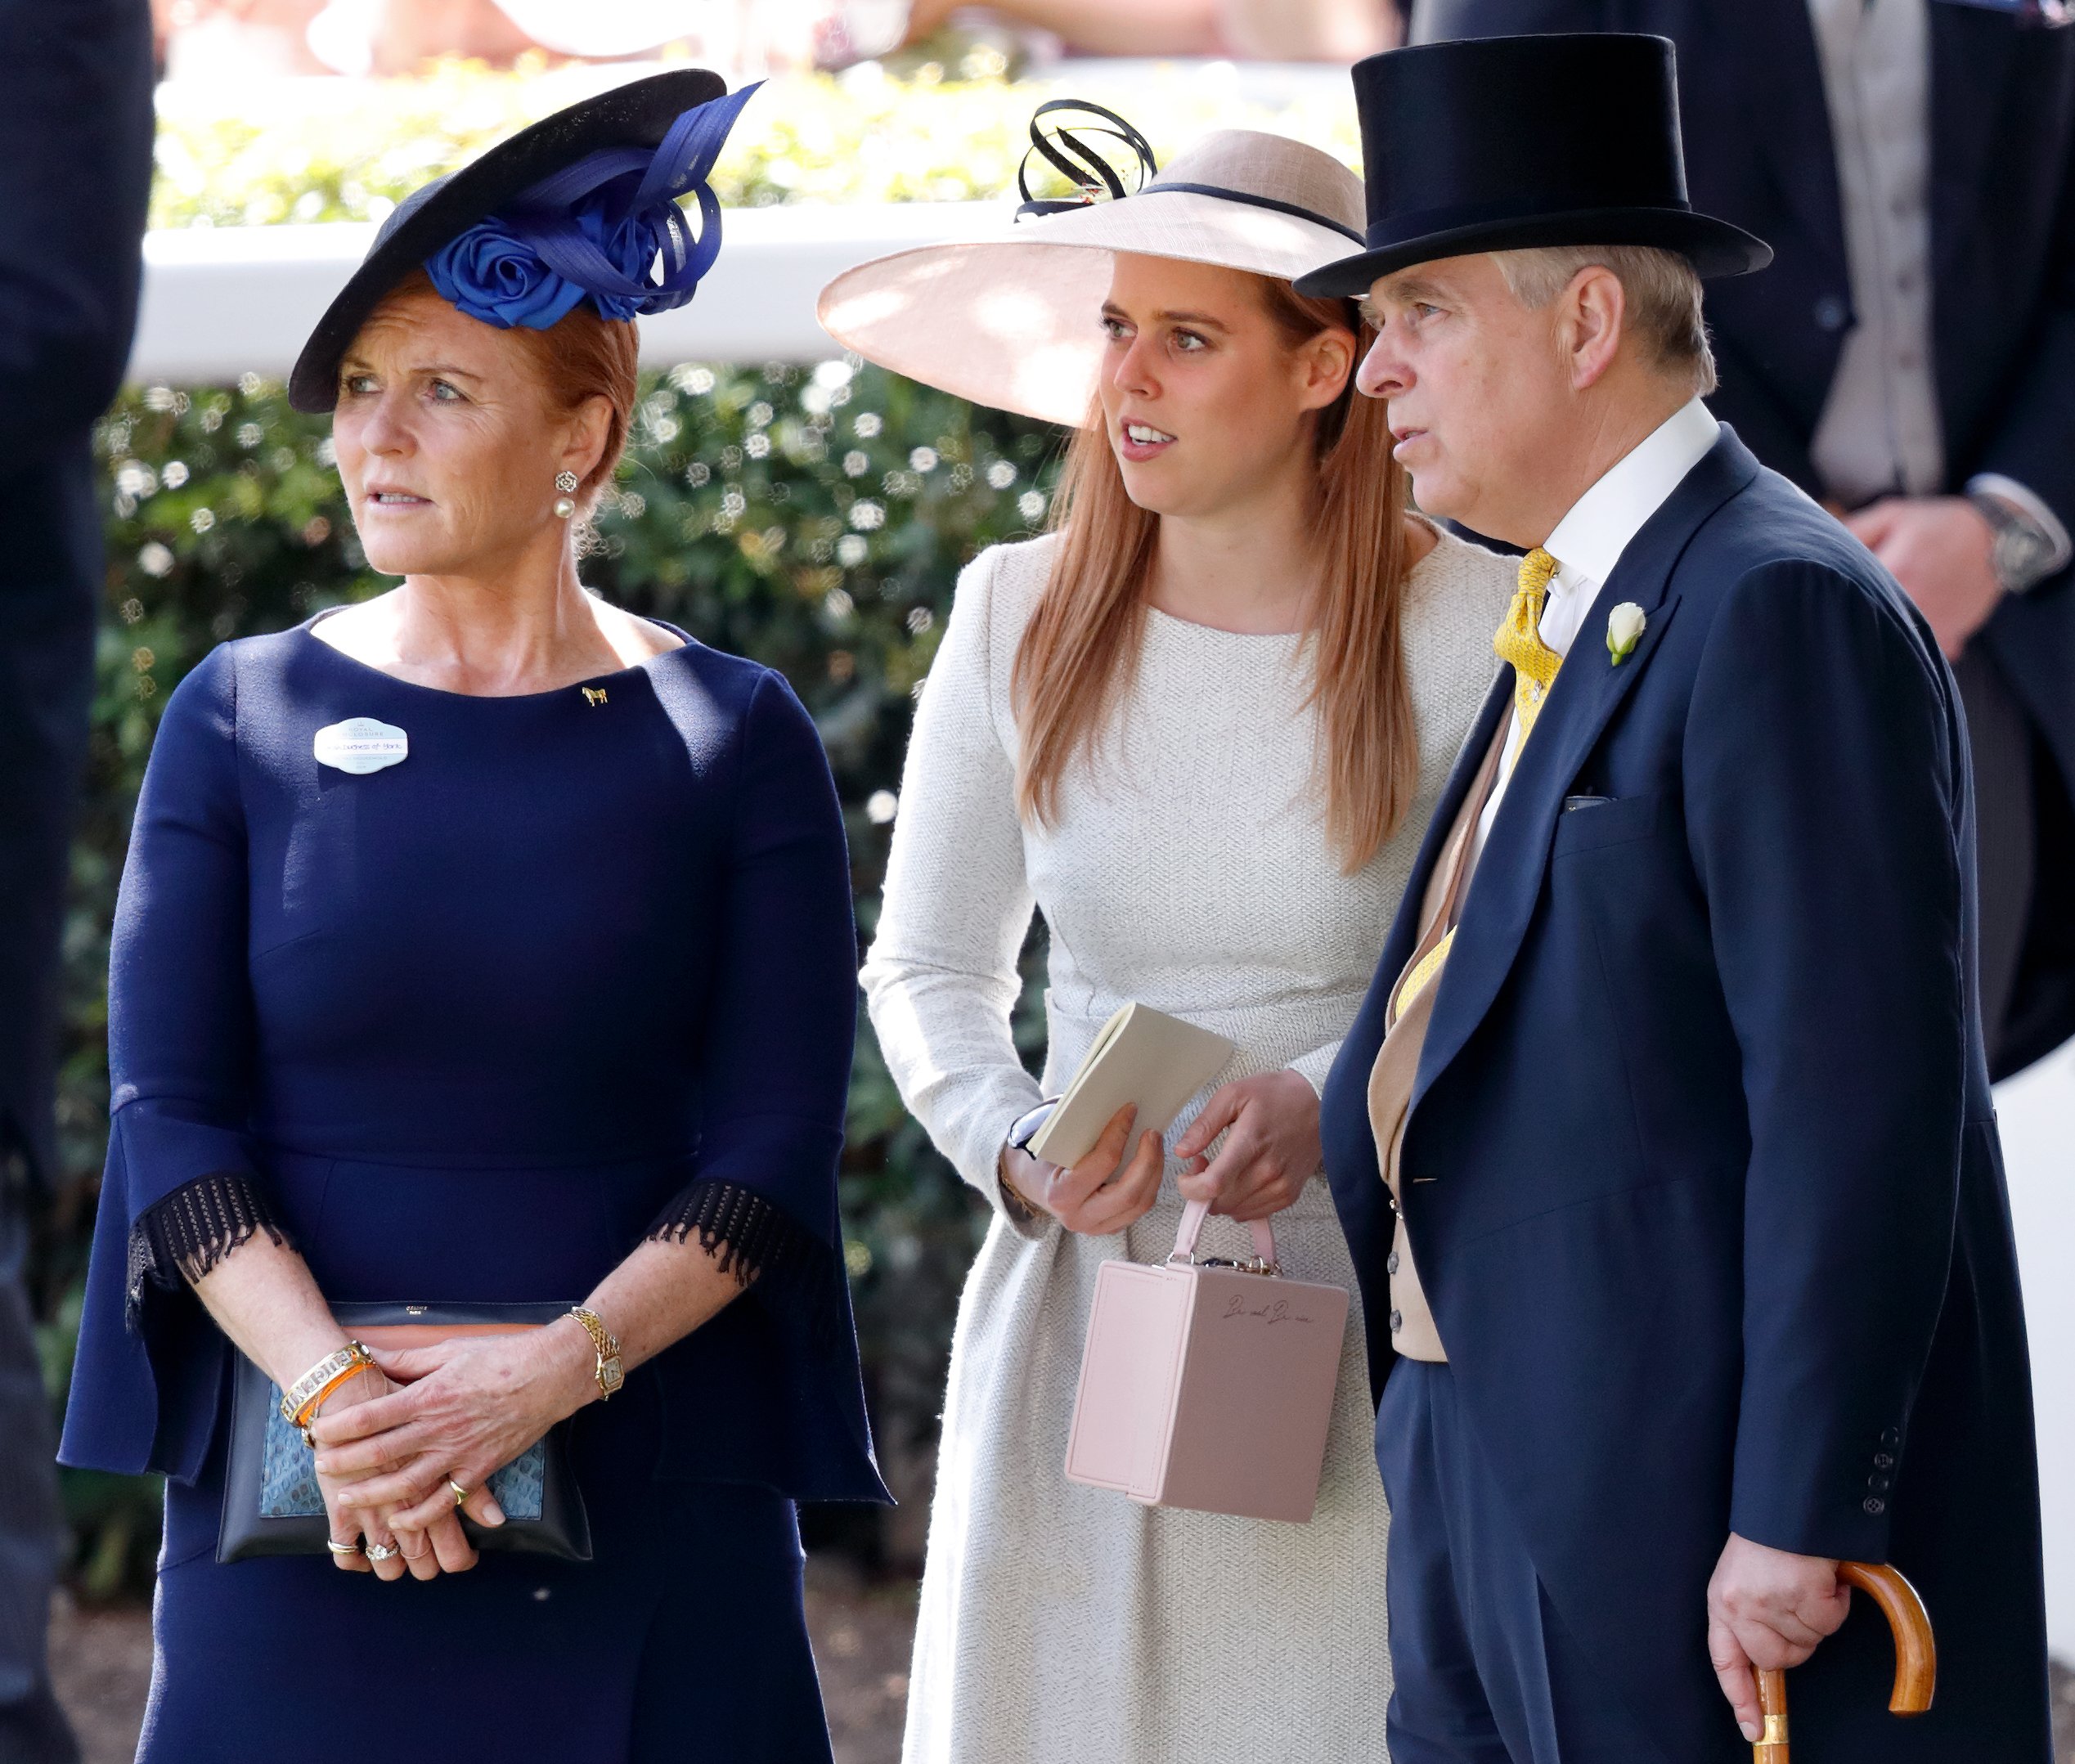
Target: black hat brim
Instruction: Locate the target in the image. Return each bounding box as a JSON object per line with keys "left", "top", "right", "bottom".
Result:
{"left": 1292, "top": 204, "right": 1772, "bottom": 299}
{"left": 287, "top": 68, "right": 730, "bottom": 413}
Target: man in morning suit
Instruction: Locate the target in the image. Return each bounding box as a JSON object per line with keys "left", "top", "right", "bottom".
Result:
{"left": 0, "top": 1, "right": 155, "bottom": 1757}
{"left": 1298, "top": 34, "right": 2050, "bottom": 1762}
{"left": 1408, "top": 0, "right": 2075, "bottom": 1080}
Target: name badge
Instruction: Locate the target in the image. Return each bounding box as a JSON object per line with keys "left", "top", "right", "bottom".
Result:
{"left": 313, "top": 716, "right": 409, "bottom": 775}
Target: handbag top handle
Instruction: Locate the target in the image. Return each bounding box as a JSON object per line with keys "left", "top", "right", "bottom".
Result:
{"left": 1167, "top": 1198, "right": 1280, "bottom": 1274}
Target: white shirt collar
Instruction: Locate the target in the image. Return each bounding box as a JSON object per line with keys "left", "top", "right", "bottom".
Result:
{"left": 1538, "top": 397, "right": 1722, "bottom": 654}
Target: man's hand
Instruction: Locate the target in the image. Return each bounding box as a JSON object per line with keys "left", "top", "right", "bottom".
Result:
{"left": 1706, "top": 1533, "right": 1853, "bottom": 1742}
{"left": 1842, "top": 496, "right": 2001, "bottom": 659}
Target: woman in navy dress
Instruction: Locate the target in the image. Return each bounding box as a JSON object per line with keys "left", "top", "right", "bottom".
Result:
{"left": 59, "top": 72, "right": 884, "bottom": 1762}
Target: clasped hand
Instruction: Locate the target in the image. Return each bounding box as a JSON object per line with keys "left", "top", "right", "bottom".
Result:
{"left": 1002, "top": 1071, "right": 1319, "bottom": 1234}
{"left": 309, "top": 1321, "right": 595, "bottom": 1580}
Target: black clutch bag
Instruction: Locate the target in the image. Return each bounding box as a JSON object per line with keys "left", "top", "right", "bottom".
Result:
{"left": 218, "top": 1300, "right": 594, "bottom": 1564}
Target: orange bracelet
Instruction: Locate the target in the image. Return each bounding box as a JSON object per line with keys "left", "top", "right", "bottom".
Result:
{"left": 281, "top": 1341, "right": 375, "bottom": 1447}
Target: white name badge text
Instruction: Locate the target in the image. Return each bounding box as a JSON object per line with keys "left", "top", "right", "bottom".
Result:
{"left": 313, "top": 717, "right": 409, "bottom": 775}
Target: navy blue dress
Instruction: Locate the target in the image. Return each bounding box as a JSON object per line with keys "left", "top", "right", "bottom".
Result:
{"left": 60, "top": 618, "right": 886, "bottom": 1762}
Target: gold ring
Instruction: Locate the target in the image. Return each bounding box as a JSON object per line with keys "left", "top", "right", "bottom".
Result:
{"left": 364, "top": 1541, "right": 400, "bottom": 1563}
{"left": 325, "top": 1539, "right": 362, "bottom": 1556}
{"left": 448, "top": 1479, "right": 469, "bottom": 1507}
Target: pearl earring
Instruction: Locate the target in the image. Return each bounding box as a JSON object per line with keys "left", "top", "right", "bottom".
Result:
{"left": 553, "top": 470, "right": 578, "bottom": 520}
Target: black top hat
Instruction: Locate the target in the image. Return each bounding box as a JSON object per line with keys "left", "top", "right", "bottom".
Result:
{"left": 288, "top": 69, "right": 731, "bottom": 413}
{"left": 1294, "top": 34, "right": 1771, "bottom": 298}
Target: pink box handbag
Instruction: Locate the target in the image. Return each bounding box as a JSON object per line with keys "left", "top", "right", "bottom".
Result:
{"left": 1064, "top": 1199, "right": 1350, "bottom": 1523}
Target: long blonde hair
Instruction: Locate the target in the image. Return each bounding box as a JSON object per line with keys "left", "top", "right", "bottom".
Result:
{"left": 1011, "top": 276, "right": 1418, "bottom": 873}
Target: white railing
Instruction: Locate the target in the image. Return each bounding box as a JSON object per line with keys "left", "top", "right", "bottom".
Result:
{"left": 130, "top": 199, "right": 1006, "bottom": 384}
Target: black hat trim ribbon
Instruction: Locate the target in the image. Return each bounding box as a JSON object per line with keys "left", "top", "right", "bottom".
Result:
{"left": 1137, "top": 183, "right": 1364, "bottom": 245}
{"left": 1012, "top": 97, "right": 1363, "bottom": 244}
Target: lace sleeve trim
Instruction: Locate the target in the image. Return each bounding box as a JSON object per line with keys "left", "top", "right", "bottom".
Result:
{"left": 126, "top": 1171, "right": 285, "bottom": 1328}
{"left": 645, "top": 1178, "right": 805, "bottom": 1286}
{"left": 645, "top": 1178, "right": 844, "bottom": 1347}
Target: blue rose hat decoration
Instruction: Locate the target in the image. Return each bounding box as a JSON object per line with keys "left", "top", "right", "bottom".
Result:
{"left": 289, "top": 70, "right": 754, "bottom": 411}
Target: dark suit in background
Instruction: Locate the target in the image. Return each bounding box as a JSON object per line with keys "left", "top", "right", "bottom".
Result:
{"left": 1411, "top": 0, "right": 2075, "bottom": 1077}
{"left": 0, "top": 1, "right": 155, "bottom": 1756}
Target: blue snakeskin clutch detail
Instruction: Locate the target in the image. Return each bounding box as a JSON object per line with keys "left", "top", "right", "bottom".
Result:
{"left": 257, "top": 1394, "right": 546, "bottom": 1520}
{"left": 219, "top": 1304, "right": 591, "bottom": 1562}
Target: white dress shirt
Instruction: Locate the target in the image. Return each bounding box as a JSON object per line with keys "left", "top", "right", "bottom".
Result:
{"left": 1463, "top": 397, "right": 1723, "bottom": 883}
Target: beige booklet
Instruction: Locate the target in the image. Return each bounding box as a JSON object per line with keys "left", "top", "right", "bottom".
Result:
{"left": 1027, "top": 1002, "right": 1237, "bottom": 1169}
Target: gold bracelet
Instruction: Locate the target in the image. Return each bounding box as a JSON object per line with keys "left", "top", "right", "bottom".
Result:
{"left": 568, "top": 1306, "right": 623, "bottom": 1401}
{"left": 998, "top": 1165, "right": 1047, "bottom": 1225}
{"left": 280, "top": 1341, "right": 375, "bottom": 1446}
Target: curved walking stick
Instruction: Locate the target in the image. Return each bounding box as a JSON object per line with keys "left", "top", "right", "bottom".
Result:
{"left": 1751, "top": 1561, "right": 1936, "bottom": 1761}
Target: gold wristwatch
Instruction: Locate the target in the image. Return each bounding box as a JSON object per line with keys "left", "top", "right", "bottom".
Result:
{"left": 568, "top": 1305, "right": 623, "bottom": 1401}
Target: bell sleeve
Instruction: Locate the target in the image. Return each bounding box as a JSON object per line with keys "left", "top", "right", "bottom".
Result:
{"left": 61, "top": 644, "right": 284, "bottom": 1478}
{"left": 642, "top": 669, "right": 857, "bottom": 1336}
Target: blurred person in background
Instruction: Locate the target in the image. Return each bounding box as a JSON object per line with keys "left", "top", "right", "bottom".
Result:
{"left": 1411, "top": 0, "right": 2075, "bottom": 1080}
{"left": 158, "top": 0, "right": 1399, "bottom": 76}
{"left": 0, "top": 0, "right": 155, "bottom": 1758}
{"left": 892, "top": 0, "right": 1398, "bottom": 59}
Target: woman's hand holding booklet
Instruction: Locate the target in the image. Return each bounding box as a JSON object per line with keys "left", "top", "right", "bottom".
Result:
{"left": 1002, "top": 1106, "right": 1166, "bottom": 1235}
{"left": 999, "top": 1003, "right": 1236, "bottom": 1235}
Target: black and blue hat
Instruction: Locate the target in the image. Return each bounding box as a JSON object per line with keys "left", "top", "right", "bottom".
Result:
{"left": 289, "top": 70, "right": 755, "bottom": 412}
{"left": 1294, "top": 34, "right": 1771, "bottom": 299}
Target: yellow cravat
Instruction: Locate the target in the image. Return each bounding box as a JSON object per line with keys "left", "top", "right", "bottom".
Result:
{"left": 1494, "top": 545, "right": 1565, "bottom": 759}
{"left": 1394, "top": 550, "right": 1568, "bottom": 1021}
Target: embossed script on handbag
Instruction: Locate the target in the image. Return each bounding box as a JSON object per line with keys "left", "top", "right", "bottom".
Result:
{"left": 218, "top": 1301, "right": 593, "bottom": 1564}
{"left": 1065, "top": 1199, "right": 1349, "bottom": 1523}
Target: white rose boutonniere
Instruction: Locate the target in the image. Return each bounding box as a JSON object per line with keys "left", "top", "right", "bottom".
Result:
{"left": 1606, "top": 602, "right": 1646, "bottom": 665}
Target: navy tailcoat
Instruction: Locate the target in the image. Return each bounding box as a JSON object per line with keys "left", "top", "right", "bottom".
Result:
{"left": 1321, "top": 432, "right": 2050, "bottom": 1760}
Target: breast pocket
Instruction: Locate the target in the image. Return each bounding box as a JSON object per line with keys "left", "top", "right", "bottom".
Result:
{"left": 1551, "top": 790, "right": 1666, "bottom": 859}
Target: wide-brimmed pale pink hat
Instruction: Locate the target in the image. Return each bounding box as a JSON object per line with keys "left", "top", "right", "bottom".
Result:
{"left": 817, "top": 108, "right": 1366, "bottom": 428}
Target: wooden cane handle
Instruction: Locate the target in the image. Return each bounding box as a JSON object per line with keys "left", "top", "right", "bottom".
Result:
{"left": 1748, "top": 1560, "right": 1936, "bottom": 1762}
{"left": 1835, "top": 1561, "right": 1936, "bottom": 1713}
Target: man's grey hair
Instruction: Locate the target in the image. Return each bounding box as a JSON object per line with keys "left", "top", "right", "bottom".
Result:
{"left": 1493, "top": 245, "right": 1717, "bottom": 397}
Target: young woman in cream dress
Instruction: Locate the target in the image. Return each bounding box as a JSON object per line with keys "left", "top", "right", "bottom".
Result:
{"left": 822, "top": 123, "right": 1515, "bottom": 1762}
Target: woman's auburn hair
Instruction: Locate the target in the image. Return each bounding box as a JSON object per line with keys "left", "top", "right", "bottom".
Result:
{"left": 371, "top": 268, "right": 640, "bottom": 505}
{"left": 1010, "top": 277, "right": 1418, "bottom": 874}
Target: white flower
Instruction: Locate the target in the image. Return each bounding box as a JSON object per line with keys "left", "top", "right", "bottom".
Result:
{"left": 1606, "top": 601, "right": 1646, "bottom": 663}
